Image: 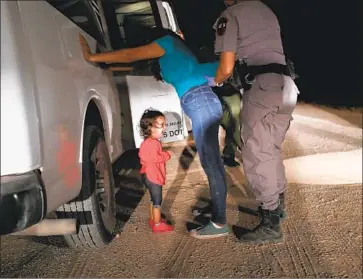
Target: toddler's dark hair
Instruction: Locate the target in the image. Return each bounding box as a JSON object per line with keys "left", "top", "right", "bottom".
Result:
{"left": 139, "top": 109, "right": 165, "bottom": 139}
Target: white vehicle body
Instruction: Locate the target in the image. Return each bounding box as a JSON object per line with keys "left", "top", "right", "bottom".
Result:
{"left": 1, "top": 0, "right": 122, "bottom": 206}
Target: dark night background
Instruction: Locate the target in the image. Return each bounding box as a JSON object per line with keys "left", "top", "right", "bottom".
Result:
{"left": 172, "top": 0, "right": 362, "bottom": 107}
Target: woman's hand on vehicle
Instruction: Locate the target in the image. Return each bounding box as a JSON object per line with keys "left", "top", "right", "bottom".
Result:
{"left": 79, "top": 34, "right": 92, "bottom": 62}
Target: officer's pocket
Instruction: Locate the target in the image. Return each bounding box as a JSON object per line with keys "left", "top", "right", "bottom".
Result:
{"left": 257, "top": 73, "right": 284, "bottom": 92}
{"left": 273, "top": 115, "right": 294, "bottom": 149}
{"left": 240, "top": 115, "right": 256, "bottom": 147}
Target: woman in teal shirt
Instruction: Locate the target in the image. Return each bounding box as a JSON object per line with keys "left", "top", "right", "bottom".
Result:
{"left": 80, "top": 28, "right": 229, "bottom": 239}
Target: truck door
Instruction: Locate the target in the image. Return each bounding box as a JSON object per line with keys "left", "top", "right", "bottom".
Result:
{"left": 155, "top": 0, "right": 180, "bottom": 33}
{"left": 112, "top": 0, "right": 188, "bottom": 149}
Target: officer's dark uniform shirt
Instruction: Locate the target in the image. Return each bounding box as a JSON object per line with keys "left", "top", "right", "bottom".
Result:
{"left": 214, "top": 0, "right": 286, "bottom": 66}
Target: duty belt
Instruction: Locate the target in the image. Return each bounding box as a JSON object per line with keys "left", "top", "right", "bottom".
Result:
{"left": 235, "top": 61, "right": 291, "bottom": 91}
{"left": 248, "top": 63, "right": 290, "bottom": 77}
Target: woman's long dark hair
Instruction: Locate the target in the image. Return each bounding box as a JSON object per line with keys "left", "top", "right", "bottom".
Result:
{"left": 146, "top": 27, "right": 187, "bottom": 82}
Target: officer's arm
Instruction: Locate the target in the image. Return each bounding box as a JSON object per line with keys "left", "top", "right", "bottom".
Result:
{"left": 215, "top": 52, "right": 235, "bottom": 84}
{"left": 213, "top": 11, "right": 238, "bottom": 84}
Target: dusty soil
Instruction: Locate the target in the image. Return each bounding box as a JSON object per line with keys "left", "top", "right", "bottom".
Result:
{"left": 1, "top": 103, "right": 362, "bottom": 278}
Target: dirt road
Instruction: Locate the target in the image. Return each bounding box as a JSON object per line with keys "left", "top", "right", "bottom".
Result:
{"left": 1, "top": 104, "right": 362, "bottom": 278}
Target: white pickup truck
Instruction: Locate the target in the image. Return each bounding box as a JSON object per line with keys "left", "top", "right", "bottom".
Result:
{"left": 0, "top": 0, "right": 186, "bottom": 249}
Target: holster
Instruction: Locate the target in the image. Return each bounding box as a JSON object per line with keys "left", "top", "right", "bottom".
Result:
{"left": 212, "top": 82, "right": 240, "bottom": 98}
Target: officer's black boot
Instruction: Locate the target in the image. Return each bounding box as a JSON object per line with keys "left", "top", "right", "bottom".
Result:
{"left": 257, "top": 194, "right": 287, "bottom": 221}
{"left": 238, "top": 208, "right": 283, "bottom": 244}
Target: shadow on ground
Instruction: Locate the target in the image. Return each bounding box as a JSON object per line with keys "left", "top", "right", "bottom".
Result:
{"left": 21, "top": 235, "right": 68, "bottom": 249}
{"left": 161, "top": 142, "right": 198, "bottom": 223}
{"left": 186, "top": 167, "right": 260, "bottom": 238}
{"left": 112, "top": 148, "right": 147, "bottom": 235}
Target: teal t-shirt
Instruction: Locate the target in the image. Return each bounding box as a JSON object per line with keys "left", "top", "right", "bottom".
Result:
{"left": 154, "top": 35, "right": 218, "bottom": 98}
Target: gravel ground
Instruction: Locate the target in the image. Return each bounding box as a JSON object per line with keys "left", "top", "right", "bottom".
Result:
{"left": 1, "top": 103, "right": 362, "bottom": 278}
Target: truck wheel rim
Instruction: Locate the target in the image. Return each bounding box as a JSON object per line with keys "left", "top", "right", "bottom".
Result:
{"left": 92, "top": 140, "right": 115, "bottom": 232}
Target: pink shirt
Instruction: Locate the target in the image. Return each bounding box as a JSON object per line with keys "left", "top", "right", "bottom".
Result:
{"left": 139, "top": 138, "right": 171, "bottom": 185}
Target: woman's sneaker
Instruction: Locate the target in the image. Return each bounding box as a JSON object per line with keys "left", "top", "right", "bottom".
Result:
{"left": 189, "top": 221, "right": 229, "bottom": 239}
{"left": 152, "top": 222, "right": 174, "bottom": 233}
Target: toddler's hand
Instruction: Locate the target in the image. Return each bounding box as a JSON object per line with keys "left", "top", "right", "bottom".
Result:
{"left": 167, "top": 150, "right": 173, "bottom": 157}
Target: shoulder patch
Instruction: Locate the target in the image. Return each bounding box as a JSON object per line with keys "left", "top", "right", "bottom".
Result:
{"left": 216, "top": 17, "right": 228, "bottom": 36}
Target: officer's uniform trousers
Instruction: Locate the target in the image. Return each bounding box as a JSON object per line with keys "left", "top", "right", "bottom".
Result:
{"left": 240, "top": 73, "right": 299, "bottom": 210}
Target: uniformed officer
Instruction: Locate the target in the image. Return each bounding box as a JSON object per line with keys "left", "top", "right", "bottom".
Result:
{"left": 210, "top": 0, "right": 299, "bottom": 244}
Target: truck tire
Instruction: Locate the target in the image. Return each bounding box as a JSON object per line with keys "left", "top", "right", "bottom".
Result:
{"left": 58, "top": 125, "right": 116, "bottom": 249}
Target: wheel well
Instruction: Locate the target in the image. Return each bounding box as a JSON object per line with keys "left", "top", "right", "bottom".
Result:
{"left": 84, "top": 101, "right": 104, "bottom": 135}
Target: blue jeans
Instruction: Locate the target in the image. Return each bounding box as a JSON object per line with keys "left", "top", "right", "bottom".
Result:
{"left": 181, "top": 84, "right": 227, "bottom": 224}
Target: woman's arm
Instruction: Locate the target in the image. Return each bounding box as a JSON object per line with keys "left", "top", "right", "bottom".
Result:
{"left": 79, "top": 34, "right": 165, "bottom": 64}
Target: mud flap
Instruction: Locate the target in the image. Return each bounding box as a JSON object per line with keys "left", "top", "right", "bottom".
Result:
{"left": 125, "top": 76, "right": 188, "bottom": 148}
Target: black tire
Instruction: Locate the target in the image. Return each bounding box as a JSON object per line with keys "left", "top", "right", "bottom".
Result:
{"left": 58, "top": 125, "right": 116, "bottom": 249}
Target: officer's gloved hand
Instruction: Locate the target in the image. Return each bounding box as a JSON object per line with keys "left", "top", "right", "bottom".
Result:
{"left": 204, "top": 76, "right": 217, "bottom": 87}
{"left": 212, "top": 83, "right": 239, "bottom": 97}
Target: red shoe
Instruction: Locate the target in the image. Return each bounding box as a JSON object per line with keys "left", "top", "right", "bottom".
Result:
{"left": 152, "top": 222, "right": 174, "bottom": 233}
{"left": 148, "top": 218, "right": 166, "bottom": 228}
